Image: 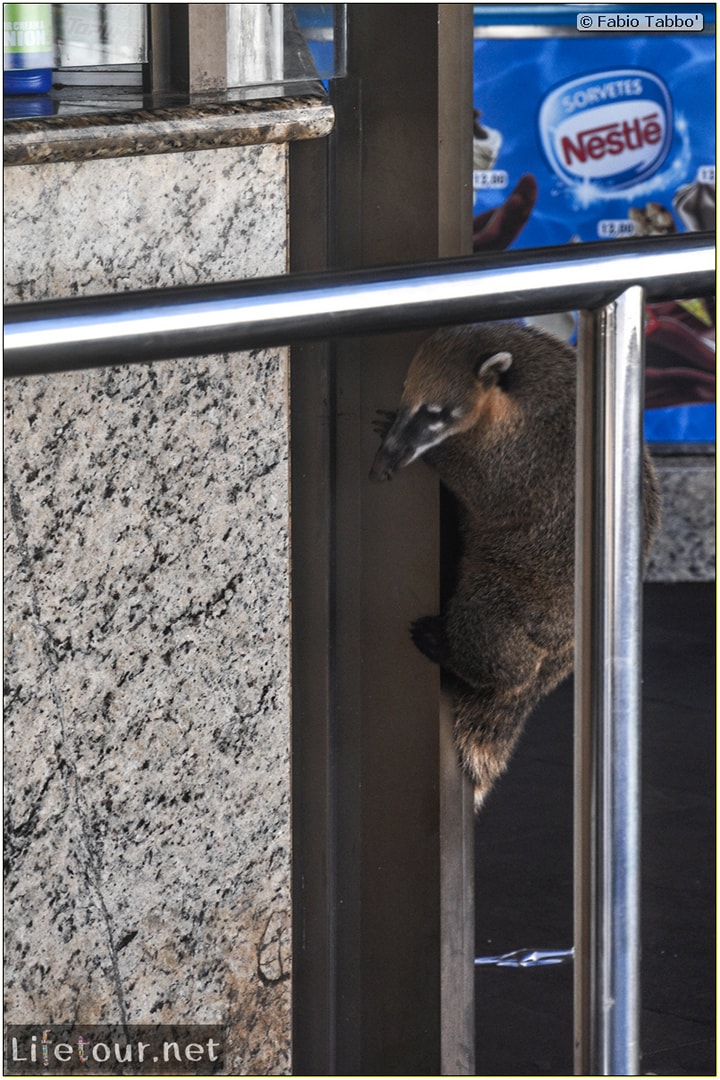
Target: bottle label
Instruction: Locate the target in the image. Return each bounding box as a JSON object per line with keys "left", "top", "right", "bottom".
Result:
{"left": 4, "top": 3, "right": 53, "bottom": 69}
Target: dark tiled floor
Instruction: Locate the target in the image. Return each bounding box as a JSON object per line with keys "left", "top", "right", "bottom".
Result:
{"left": 474, "top": 583, "right": 716, "bottom": 1076}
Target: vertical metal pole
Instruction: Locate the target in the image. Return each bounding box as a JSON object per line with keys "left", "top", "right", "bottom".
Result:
{"left": 438, "top": 6, "right": 475, "bottom": 1075}
{"left": 575, "top": 286, "right": 645, "bottom": 1075}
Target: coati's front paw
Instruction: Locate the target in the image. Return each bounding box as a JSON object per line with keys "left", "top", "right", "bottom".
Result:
{"left": 411, "top": 615, "right": 448, "bottom": 665}
{"left": 372, "top": 409, "right": 397, "bottom": 441}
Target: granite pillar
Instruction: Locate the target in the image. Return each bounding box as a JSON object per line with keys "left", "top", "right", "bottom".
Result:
{"left": 4, "top": 101, "right": 332, "bottom": 1074}
{"left": 646, "top": 450, "right": 715, "bottom": 582}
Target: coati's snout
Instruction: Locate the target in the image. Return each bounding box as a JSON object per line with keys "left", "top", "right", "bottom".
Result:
{"left": 369, "top": 404, "right": 457, "bottom": 482}
{"left": 369, "top": 343, "right": 514, "bottom": 482}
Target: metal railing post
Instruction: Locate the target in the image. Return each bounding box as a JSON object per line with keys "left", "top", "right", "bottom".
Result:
{"left": 575, "top": 286, "right": 646, "bottom": 1075}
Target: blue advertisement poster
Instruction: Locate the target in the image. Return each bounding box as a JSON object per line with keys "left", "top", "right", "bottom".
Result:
{"left": 472, "top": 4, "right": 716, "bottom": 442}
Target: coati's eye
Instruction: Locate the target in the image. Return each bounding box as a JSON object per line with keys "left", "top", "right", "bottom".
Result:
{"left": 420, "top": 404, "right": 449, "bottom": 431}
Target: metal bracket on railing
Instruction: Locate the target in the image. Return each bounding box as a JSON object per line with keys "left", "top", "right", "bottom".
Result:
{"left": 475, "top": 947, "right": 574, "bottom": 968}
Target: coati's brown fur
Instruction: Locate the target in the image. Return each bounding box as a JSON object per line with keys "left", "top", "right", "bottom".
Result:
{"left": 370, "top": 322, "right": 661, "bottom": 812}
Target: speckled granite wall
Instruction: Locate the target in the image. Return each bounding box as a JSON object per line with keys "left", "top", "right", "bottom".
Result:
{"left": 4, "top": 143, "right": 292, "bottom": 1073}
{"left": 646, "top": 452, "right": 716, "bottom": 582}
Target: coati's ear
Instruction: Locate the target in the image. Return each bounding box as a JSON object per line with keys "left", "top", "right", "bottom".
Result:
{"left": 475, "top": 351, "right": 513, "bottom": 384}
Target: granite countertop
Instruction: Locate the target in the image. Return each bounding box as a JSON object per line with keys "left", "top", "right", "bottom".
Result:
{"left": 4, "top": 90, "right": 335, "bottom": 166}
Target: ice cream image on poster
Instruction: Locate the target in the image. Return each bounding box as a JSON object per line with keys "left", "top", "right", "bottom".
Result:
{"left": 538, "top": 69, "right": 673, "bottom": 191}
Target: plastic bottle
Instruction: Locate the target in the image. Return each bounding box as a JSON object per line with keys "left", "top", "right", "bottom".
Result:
{"left": 4, "top": 3, "right": 54, "bottom": 95}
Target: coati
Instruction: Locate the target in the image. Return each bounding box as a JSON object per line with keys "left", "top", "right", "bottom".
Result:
{"left": 370, "top": 322, "right": 661, "bottom": 812}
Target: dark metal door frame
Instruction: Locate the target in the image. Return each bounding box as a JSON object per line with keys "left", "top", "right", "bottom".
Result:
{"left": 289, "top": 5, "right": 475, "bottom": 1074}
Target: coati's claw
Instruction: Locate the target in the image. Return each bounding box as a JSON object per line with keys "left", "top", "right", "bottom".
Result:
{"left": 372, "top": 409, "right": 397, "bottom": 439}
{"left": 410, "top": 615, "right": 448, "bottom": 665}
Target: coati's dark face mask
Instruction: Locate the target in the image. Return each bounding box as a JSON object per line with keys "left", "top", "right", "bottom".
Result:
{"left": 369, "top": 349, "right": 513, "bottom": 482}
{"left": 369, "top": 403, "right": 463, "bottom": 481}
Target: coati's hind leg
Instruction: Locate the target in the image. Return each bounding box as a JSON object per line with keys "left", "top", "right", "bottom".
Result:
{"left": 410, "top": 610, "right": 544, "bottom": 811}
{"left": 453, "top": 640, "right": 574, "bottom": 811}
{"left": 420, "top": 574, "right": 568, "bottom": 811}
{"left": 410, "top": 617, "right": 525, "bottom": 808}
{"left": 453, "top": 686, "right": 537, "bottom": 812}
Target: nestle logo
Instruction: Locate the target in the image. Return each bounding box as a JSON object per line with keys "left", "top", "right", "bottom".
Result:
{"left": 539, "top": 69, "right": 672, "bottom": 190}
{"left": 560, "top": 112, "right": 663, "bottom": 165}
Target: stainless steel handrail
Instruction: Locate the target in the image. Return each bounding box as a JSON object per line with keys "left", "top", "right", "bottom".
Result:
{"left": 3, "top": 232, "right": 714, "bottom": 377}
{"left": 3, "top": 232, "right": 716, "bottom": 1076}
